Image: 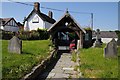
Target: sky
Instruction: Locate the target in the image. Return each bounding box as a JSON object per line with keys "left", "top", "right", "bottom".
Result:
{"left": 0, "top": 1, "right": 119, "bottom": 31}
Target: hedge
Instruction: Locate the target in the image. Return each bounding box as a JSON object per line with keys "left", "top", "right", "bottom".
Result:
{"left": 1, "top": 29, "right": 49, "bottom": 40}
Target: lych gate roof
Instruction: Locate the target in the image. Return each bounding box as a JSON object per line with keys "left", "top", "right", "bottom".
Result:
{"left": 24, "top": 9, "right": 56, "bottom": 24}
{"left": 47, "top": 11, "right": 86, "bottom": 33}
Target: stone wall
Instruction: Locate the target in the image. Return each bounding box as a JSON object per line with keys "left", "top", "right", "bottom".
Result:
{"left": 21, "top": 49, "right": 57, "bottom": 80}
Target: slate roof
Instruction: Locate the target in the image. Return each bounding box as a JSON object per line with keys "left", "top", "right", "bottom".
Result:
{"left": 0, "top": 18, "right": 12, "bottom": 26}
{"left": 0, "top": 18, "right": 18, "bottom": 27}
{"left": 25, "top": 9, "right": 56, "bottom": 24}
{"left": 93, "top": 31, "right": 118, "bottom": 38}
{"left": 47, "top": 11, "right": 86, "bottom": 33}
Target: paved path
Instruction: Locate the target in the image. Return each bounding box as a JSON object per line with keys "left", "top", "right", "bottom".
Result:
{"left": 38, "top": 53, "right": 78, "bottom": 79}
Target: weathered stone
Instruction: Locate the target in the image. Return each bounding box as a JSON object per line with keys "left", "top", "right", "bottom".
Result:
{"left": 104, "top": 38, "right": 117, "bottom": 58}
{"left": 93, "top": 40, "right": 101, "bottom": 47}
{"left": 51, "top": 68, "right": 63, "bottom": 73}
{"left": 8, "top": 36, "right": 22, "bottom": 54}
{"left": 52, "top": 73, "right": 64, "bottom": 78}
{"left": 47, "top": 73, "right": 55, "bottom": 78}
{"left": 93, "top": 29, "right": 101, "bottom": 48}
{"left": 64, "top": 70, "right": 74, "bottom": 74}
{"left": 62, "top": 68, "right": 74, "bottom": 71}
{"left": 38, "top": 53, "right": 78, "bottom": 79}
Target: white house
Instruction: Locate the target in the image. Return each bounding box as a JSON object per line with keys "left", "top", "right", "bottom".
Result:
{"left": 93, "top": 31, "right": 118, "bottom": 43}
{"left": 24, "top": 2, "right": 56, "bottom": 31}
{"left": 0, "top": 18, "right": 19, "bottom": 32}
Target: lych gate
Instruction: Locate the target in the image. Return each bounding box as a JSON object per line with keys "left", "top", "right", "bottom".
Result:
{"left": 48, "top": 11, "right": 86, "bottom": 50}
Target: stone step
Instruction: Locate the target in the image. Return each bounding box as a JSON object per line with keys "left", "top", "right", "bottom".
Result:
{"left": 62, "top": 67, "right": 74, "bottom": 70}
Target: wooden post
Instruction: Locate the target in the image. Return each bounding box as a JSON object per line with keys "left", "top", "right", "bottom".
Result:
{"left": 80, "top": 31, "right": 83, "bottom": 48}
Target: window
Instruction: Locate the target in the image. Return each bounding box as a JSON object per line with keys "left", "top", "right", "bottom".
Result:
{"left": 85, "top": 33, "right": 89, "bottom": 41}
{"left": 32, "top": 16, "right": 39, "bottom": 23}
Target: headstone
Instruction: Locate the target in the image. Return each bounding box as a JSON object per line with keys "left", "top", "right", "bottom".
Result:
{"left": 93, "top": 29, "right": 101, "bottom": 47}
{"left": 8, "top": 36, "right": 22, "bottom": 54}
{"left": 104, "top": 38, "right": 117, "bottom": 58}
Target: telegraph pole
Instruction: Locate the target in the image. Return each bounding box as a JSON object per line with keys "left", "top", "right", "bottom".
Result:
{"left": 91, "top": 13, "right": 93, "bottom": 30}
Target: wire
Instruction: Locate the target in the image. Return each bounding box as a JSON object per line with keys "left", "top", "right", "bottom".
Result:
{"left": 7, "top": 0, "right": 92, "bottom": 14}
{"left": 7, "top": 0, "right": 33, "bottom": 6}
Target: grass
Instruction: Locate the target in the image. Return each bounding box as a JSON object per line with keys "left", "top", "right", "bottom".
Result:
{"left": 2, "top": 40, "right": 50, "bottom": 79}
{"left": 118, "top": 46, "right": 120, "bottom": 79}
{"left": 71, "top": 51, "right": 77, "bottom": 62}
{"left": 78, "top": 44, "right": 118, "bottom": 78}
{"left": 118, "top": 46, "right": 120, "bottom": 56}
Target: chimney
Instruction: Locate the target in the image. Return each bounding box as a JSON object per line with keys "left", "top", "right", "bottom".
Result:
{"left": 34, "top": 2, "right": 40, "bottom": 11}
{"left": 48, "top": 11, "right": 53, "bottom": 18}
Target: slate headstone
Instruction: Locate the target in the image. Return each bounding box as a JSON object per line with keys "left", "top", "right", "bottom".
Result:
{"left": 93, "top": 29, "right": 101, "bottom": 47}
{"left": 8, "top": 36, "right": 22, "bottom": 54}
{"left": 104, "top": 38, "right": 117, "bottom": 58}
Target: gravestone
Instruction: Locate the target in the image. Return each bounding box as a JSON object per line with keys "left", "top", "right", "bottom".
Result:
{"left": 104, "top": 38, "right": 117, "bottom": 58}
{"left": 8, "top": 36, "right": 22, "bottom": 54}
{"left": 93, "top": 29, "right": 101, "bottom": 47}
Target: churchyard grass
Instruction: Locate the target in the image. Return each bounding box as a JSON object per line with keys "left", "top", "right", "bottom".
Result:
{"left": 78, "top": 44, "right": 118, "bottom": 78}
{"left": 2, "top": 40, "right": 50, "bottom": 79}
{"left": 118, "top": 46, "right": 120, "bottom": 56}
{"left": 118, "top": 46, "right": 120, "bottom": 79}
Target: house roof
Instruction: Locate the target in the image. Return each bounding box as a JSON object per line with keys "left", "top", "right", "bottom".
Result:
{"left": 93, "top": 31, "right": 118, "bottom": 38}
{"left": 25, "top": 9, "right": 56, "bottom": 24}
{"left": 47, "top": 11, "right": 86, "bottom": 33}
{"left": 0, "top": 18, "right": 18, "bottom": 26}
{"left": 0, "top": 18, "right": 11, "bottom": 26}
{"left": 17, "top": 22, "right": 23, "bottom": 26}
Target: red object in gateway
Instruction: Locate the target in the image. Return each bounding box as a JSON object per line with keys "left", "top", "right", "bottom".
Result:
{"left": 70, "top": 43, "right": 75, "bottom": 49}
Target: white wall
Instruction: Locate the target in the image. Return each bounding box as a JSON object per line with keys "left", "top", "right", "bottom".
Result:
{"left": 4, "top": 25, "right": 19, "bottom": 32}
{"left": 44, "top": 21, "right": 53, "bottom": 29}
{"left": 0, "top": 26, "right": 4, "bottom": 29}
{"left": 27, "top": 12, "right": 44, "bottom": 31}
{"left": 101, "top": 38, "right": 118, "bottom": 43}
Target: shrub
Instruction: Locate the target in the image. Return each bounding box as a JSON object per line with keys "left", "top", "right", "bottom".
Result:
{"left": 18, "top": 29, "right": 49, "bottom": 40}
{"left": 1, "top": 28, "right": 49, "bottom": 40}
{"left": 1, "top": 30, "right": 14, "bottom": 40}
{"left": 115, "top": 30, "right": 120, "bottom": 39}
{"left": 37, "top": 28, "right": 49, "bottom": 40}
{"left": 18, "top": 31, "right": 30, "bottom": 40}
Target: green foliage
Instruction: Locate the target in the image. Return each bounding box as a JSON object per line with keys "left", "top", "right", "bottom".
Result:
{"left": 37, "top": 28, "right": 49, "bottom": 40}
{"left": 115, "top": 30, "right": 120, "bottom": 39}
{"left": 68, "top": 33, "right": 75, "bottom": 39}
{"left": 18, "top": 29, "right": 49, "bottom": 40}
{"left": 118, "top": 46, "right": 120, "bottom": 56}
{"left": 2, "top": 40, "right": 50, "bottom": 79}
{"left": 78, "top": 44, "right": 118, "bottom": 78}
{"left": 71, "top": 51, "right": 77, "bottom": 62}
{"left": 18, "top": 31, "right": 30, "bottom": 40}
{"left": 84, "top": 27, "right": 92, "bottom": 31}
{"left": 1, "top": 30, "right": 14, "bottom": 40}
